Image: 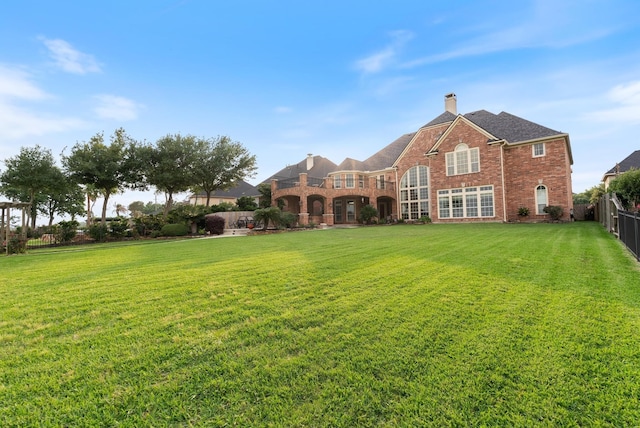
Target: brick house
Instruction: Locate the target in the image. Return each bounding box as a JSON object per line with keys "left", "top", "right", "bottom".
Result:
{"left": 268, "top": 94, "right": 574, "bottom": 225}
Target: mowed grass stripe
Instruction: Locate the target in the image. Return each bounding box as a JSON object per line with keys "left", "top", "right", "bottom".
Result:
{"left": 1, "top": 223, "right": 640, "bottom": 426}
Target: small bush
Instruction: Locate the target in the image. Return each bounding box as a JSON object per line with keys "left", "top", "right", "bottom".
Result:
{"left": 280, "top": 211, "right": 297, "bottom": 228}
{"left": 6, "top": 234, "right": 27, "bottom": 254}
{"left": 88, "top": 224, "right": 109, "bottom": 242}
{"left": 419, "top": 215, "right": 432, "bottom": 224}
{"left": 109, "top": 218, "right": 129, "bottom": 239}
{"left": 543, "top": 205, "right": 564, "bottom": 221}
{"left": 205, "top": 215, "right": 226, "bottom": 235}
{"left": 57, "top": 220, "right": 79, "bottom": 243}
{"left": 359, "top": 205, "right": 379, "bottom": 225}
{"left": 518, "top": 206, "right": 530, "bottom": 217}
{"left": 161, "top": 223, "right": 189, "bottom": 237}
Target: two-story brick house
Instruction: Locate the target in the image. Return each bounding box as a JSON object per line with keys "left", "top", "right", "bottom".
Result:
{"left": 268, "top": 94, "right": 573, "bottom": 225}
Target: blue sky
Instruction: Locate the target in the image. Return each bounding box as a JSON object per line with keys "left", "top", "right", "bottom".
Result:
{"left": 1, "top": 0, "right": 640, "bottom": 214}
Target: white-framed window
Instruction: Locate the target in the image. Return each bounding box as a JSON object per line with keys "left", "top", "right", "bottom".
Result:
{"left": 446, "top": 143, "right": 480, "bottom": 176}
{"left": 400, "top": 165, "right": 429, "bottom": 220}
{"left": 346, "top": 173, "right": 355, "bottom": 188}
{"left": 377, "top": 175, "right": 385, "bottom": 189}
{"left": 438, "top": 186, "right": 494, "bottom": 219}
{"left": 532, "top": 143, "right": 545, "bottom": 157}
{"left": 358, "top": 175, "right": 364, "bottom": 188}
{"left": 536, "top": 185, "right": 548, "bottom": 214}
{"left": 333, "top": 175, "right": 342, "bottom": 189}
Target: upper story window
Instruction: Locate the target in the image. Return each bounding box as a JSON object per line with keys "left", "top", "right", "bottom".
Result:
{"left": 346, "top": 173, "right": 355, "bottom": 188}
{"left": 334, "top": 175, "right": 342, "bottom": 189}
{"left": 532, "top": 143, "right": 545, "bottom": 157}
{"left": 446, "top": 143, "right": 480, "bottom": 176}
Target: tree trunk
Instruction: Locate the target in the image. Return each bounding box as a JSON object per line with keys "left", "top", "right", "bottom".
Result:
{"left": 101, "top": 192, "right": 111, "bottom": 225}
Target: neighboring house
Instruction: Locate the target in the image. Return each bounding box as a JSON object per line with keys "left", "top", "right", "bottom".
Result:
{"left": 602, "top": 150, "right": 640, "bottom": 189}
{"left": 189, "top": 180, "right": 260, "bottom": 206}
{"left": 267, "top": 93, "right": 574, "bottom": 225}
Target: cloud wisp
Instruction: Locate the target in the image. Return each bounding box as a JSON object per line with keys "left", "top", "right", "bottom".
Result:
{"left": 353, "top": 30, "right": 414, "bottom": 74}
{"left": 585, "top": 80, "right": 640, "bottom": 124}
{"left": 41, "top": 38, "right": 101, "bottom": 74}
{"left": 93, "top": 94, "right": 144, "bottom": 121}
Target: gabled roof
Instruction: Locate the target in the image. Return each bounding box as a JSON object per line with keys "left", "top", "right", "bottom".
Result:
{"left": 464, "top": 110, "right": 562, "bottom": 144}
{"left": 422, "top": 111, "right": 456, "bottom": 128}
{"left": 192, "top": 179, "right": 259, "bottom": 198}
{"left": 360, "top": 132, "right": 416, "bottom": 171}
{"left": 263, "top": 155, "right": 338, "bottom": 183}
{"left": 604, "top": 150, "right": 640, "bottom": 175}
{"left": 336, "top": 157, "right": 367, "bottom": 171}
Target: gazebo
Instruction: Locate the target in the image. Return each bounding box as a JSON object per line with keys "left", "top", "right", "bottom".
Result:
{"left": 0, "top": 201, "right": 31, "bottom": 255}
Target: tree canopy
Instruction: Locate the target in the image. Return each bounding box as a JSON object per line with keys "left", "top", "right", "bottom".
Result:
{"left": 191, "top": 135, "right": 257, "bottom": 207}
{"left": 609, "top": 168, "right": 640, "bottom": 210}
{"left": 63, "top": 128, "right": 141, "bottom": 224}
{"left": 0, "top": 145, "right": 63, "bottom": 228}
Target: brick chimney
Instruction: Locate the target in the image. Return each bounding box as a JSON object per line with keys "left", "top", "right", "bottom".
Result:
{"left": 306, "top": 153, "right": 314, "bottom": 170}
{"left": 445, "top": 93, "right": 457, "bottom": 114}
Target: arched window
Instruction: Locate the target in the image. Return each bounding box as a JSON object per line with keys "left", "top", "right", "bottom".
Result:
{"left": 446, "top": 143, "right": 480, "bottom": 176}
{"left": 400, "top": 165, "right": 429, "bottom": 220}
{"left": 536, "top": 185, "right": 548, "bottom": 214}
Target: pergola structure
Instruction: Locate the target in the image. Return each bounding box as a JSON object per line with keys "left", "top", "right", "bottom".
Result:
{"left": 0, "top": 201, "right": 31, "bottom": 255}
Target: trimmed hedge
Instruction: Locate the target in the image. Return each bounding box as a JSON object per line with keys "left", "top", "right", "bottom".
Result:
{"left": 160, "top": 223, "right": 189, "bottom": 237}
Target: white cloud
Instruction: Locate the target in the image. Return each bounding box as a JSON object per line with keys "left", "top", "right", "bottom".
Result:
{"left": 0, "top": 65, "right": 48, "bottom": 100}
{"left": 585, "top": 81, "right": 640, "bottom": 124}
{"left": 0, "top": 102, "right": 85, "bottom": 139}
{"left": 41, "top": 38, "right": 101, "bottom": 74}
{"left": 93, "top": 95, "right": 144, "bottom": 121}
{"left": 0, "top": 65, "right": 85, "bottom": 138}
{"left": 353, "top": 30, "right": 414, "bottom": 74}
{"left": 274, "top": 106, "right": 292, "bottom": 114}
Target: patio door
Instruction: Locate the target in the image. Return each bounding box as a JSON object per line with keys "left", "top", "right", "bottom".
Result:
{"left": 347, "top": 200, "right": 356, "bottom": 222}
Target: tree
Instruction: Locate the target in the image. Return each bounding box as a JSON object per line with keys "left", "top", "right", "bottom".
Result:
{"left": 236, "top": 196, "right": 258, "bottom": 211}
{"left": 141, "top": 134, "right": 204, "bottom": 217}
{"left": 128, "top": 201, "right": 145, "bottom": 217}
{"left": 113, "top": 202, "right": 128, "bottom": 217}
{"left": 253, "top": 206, "right": 282, "bottom": 231}
{"left": 257, "top": 183, "right": 272, "bottom": 208}
{"left": 40, "top": 171, "right": 86, "bottom": 226}
{"left": 191, "top": 136, "right": 257, "bottom": 207}
{"left": 0, "top": 145, "right": 61, "bottom": 228}
{"left": 63, "top": 128, "right": 142, "bottom": 225}
{"left": 609, "top": 168, "right": 640, "bottom": 210}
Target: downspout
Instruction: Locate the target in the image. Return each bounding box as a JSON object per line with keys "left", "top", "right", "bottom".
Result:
{"left": 500, "top": 142, "right": 507, "bottom": 222}
{"left": 394, "top": 167, "right": 400, "bottom": 221}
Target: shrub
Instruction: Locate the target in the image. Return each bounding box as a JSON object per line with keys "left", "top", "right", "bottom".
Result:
{"left": 359, "top": 205, "right": 379, "bottom": 225}
{"left": 88, "top": 224, "right": 109, "bottom": 242}
{"left": 6, "top": 234, "right": 27, "bottom": 254}
{"left": 419, "top": 215, "right": 432, "bottom": 224}
{"left": 280, "top": 211, "right": 297, "bottom": 228}
{"left": 205, "top": 215, "right": 226, "bottom": 235}
{"left": 57, "top": 220, "right": 79, "bottom": 243}
{"left": 133, "top": 215, "right": 166, "bottom": 237}
{"left": 543, "top": 205, "right": 564, "bottom": 221}
{"left": 160, "top": 223, "right": 189, "bottom": 237}
{"left": 109, "top": 218, "right": 129, "bottom": 239}
{"left": 518, "top": 206, "right": 530, "bottom": 217}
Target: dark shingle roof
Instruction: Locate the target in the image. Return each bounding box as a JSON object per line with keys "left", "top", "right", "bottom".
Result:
{"left": 360, "top": 132, "right": 416, "bottom": 171}
{"left": 605, "top": 150, "right": 640, "bottom": 175}
{"left": 336, "top": 157, "right": 367, "bottom": 171}
{"left": 422, "top": 111, "right": 456, "bottom": 128}
{"left": 463, "top": 110, "right": 563, "bottom": 143}
{"left": 193, "top": 180, "right": 259, "bottom": 198}
{"left": 263, "top": 155, "right": 338, "bottom": 183}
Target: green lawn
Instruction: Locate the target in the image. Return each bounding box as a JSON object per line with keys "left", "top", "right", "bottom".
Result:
{"left": 1, "top": 223, "right": 639, "bottom": 426}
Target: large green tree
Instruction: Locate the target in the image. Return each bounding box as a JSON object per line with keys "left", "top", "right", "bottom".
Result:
{"left": 191, "top": 136, "right": 257, "bottom": 207}
{"left": 141, "top": 134, "right": 204, "bottom": 216}
{"left": 63, "top": 128, "right": 142, "bottom": 224}
{"left": 39, "top": 169, "right": 86, "bottom": 226}
{"left": 609, "top": 168, "right": 640, "bottom": 210}
{"left": 0, "top": 145, "right": 61, "bottom": 228}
